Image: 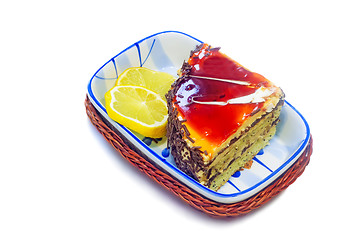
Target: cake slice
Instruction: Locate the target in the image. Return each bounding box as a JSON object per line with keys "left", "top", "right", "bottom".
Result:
{"left": 166, "top": 44, "right": 285, "bottom": 191}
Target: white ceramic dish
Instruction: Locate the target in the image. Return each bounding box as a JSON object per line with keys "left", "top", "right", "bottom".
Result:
{"left": 87, "top": 31, "right": 310, "bottom": 204}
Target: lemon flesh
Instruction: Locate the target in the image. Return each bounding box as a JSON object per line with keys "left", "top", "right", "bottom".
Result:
{"left": 105, "top": 85, "right": 168, "bottom": 138}
{"left": 115, "top": 67, "right": 175, "bottom": 99}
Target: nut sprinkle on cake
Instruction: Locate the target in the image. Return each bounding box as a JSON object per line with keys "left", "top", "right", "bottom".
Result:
{"left": 166, "top": 44, "right": 285, "bottom": 191}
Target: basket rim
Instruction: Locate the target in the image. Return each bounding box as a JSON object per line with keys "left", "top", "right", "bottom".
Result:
{"left": 86, "top": 31, "right": 311, "bottom": 203}
{"left": 85, "top": 96, "right": 312, "bottom": 216}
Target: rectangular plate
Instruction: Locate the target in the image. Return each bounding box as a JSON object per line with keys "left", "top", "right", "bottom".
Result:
{"left": 87, "top": 31, "right": 310, "bottom": 204}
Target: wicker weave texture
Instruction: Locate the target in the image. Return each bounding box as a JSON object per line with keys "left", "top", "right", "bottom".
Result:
{"left": 85, "top": 96, "right": 312, "bottom": 217}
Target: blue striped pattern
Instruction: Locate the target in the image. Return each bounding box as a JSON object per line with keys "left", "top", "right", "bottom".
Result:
{"left": 226, "top": 152, "right": 273, "bottom": 193}
{"left": 135, "top": 39, "right": 156, "bottom": 67}
{"left": 253, "top": 157, "right": 273, "bottom": 173}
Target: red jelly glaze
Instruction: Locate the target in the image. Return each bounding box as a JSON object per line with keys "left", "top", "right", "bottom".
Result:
{"left": 175, "top": 44, "right": 271, "bottom": 148}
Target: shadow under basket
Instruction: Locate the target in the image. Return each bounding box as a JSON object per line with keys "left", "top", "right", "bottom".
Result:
{"left": 85, "top": 96, "right": 313, "bottom": 217}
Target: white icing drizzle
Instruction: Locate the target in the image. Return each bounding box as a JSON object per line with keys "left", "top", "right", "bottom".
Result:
{"left": 191, "top": 87, "right": 274, "bottom": 106}
{"left": 187, "top": 75, "right": 251, "bottom": 86}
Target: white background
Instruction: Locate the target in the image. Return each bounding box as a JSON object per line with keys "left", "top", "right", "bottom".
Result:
{"left": 1, "top": 0, "right": 359, "bottom": 239}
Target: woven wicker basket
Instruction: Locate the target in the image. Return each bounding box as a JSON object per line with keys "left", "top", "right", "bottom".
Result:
{"left": 85, "top": 96, "right": 312, "bottom": 217}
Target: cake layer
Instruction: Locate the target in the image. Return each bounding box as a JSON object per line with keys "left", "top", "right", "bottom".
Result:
{"left": 205, "top": 102, "right": 283, "bottom": 190}
{"left": 166, "top": 43, "right": 285, "bottom": 191}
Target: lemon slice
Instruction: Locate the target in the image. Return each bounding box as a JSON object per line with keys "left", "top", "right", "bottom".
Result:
{"left": 105, "top": 85, "right": 168, "bottom": 138}
{"left": 115, "top": 67, "right": 175, "bottom": 99}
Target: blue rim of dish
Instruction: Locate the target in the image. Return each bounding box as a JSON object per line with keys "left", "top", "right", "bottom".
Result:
{"left": 87, "top": 30, "right": 311, "bottom": 199}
